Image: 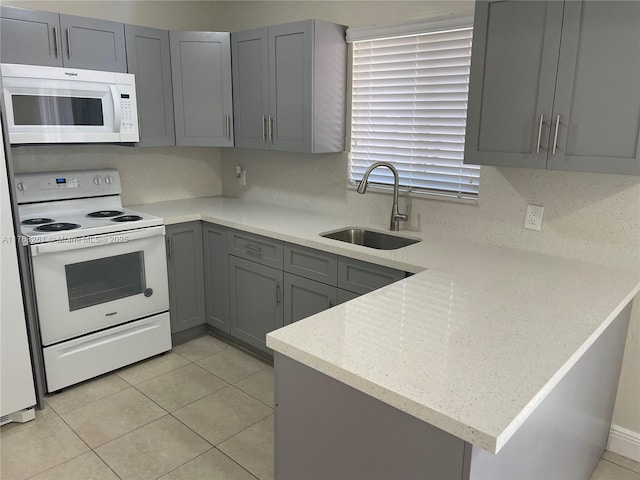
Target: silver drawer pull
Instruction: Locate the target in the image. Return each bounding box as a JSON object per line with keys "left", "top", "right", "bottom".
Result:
{"left": 245, "top": 244, "right": 262, "bottom": 256}
{"left": 536, "top": 114, "right": 544, "bottom": 154}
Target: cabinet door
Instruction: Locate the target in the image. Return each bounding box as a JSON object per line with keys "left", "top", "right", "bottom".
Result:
{"left": 549, "top": 1, "right": 640, "bottom": 175}
{"left": 170, "top": 31, "right": 234, "bottom": 147}
{"left": 231, "top": 28, "right": 270, "bottom": 149}
{"left": 284, "top": 273, "right": 337, "bottom": 326}
{"left": 166, "top": 222, "right": 205, "bottom": 334}
{"left": 59, "top": 14, "right": 126, "bottom": 72}
{"left": 464, "top": 1, "right": 563, "bottom": 169}
{"left": 229, "top": 256, "right": 283, "bottom": 353}
{"left": 337, "top": 288, "right": 359, "bottom": 304}
{"left": 125, "top": 25, "right": 175, "bottom": 147}
{"left": 0, "top": 7, "right": 62, "bottom": 67}
{"left": 203, "top": 223, "right": 229, "bottom": 332}
{"left": 337, "top": 257, "right": 405, "bottom": 295}
{"left": 268, "top": 20, "right": 313, "bottom": 152}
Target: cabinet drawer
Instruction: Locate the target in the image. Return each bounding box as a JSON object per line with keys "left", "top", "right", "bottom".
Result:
{"left": 227, "top": 229, "right": 283, "bottom": 269}
{"left": 338, "top": 257, "right": 405, "bottom": 295}
{"left": 284, "top": 243, "right": 337, "bottom": 286}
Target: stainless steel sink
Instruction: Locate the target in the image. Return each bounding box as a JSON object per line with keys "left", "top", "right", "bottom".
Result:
{"left": 320, "top": 228, "right": 421, "bottom": 250}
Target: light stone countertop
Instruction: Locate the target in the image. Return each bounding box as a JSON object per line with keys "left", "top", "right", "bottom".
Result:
{"left": 131, "top": 196, "right": 640, "bottom": 454}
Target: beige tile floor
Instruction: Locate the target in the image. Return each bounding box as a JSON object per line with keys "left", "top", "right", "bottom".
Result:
{"left": 1, "top": 334, "right": 639, "bottom": 480}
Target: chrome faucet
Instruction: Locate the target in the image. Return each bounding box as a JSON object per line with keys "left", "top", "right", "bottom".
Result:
{"left": 356, "top": 162, "right": 408, "bottom": 231}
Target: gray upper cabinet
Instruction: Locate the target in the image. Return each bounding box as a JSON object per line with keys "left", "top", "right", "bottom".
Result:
{"left": 166, "top": 222, "right": 205, "bottom": 335}
{"left": 0, "top": 7, "right": 127, "bottom": 72}
{"left": 125, "top": 25, "right": 175, "bottom": 146}
{"left": 465, "top": 1, "right": 640, "bottom": 175}
{"left": 231, "top": 19, "right": 347, "bottom": 153}
{"left": 0, "top": 7, "right": 62, "bottom": 66}
{"left": 549, "top": 2, "right": 640, "bottom": 174}
{"left": 170, "top": 31, "right": 234, "bottom": 147}
{"left": 59, "top": 14, "right": 127, "bottom": 72}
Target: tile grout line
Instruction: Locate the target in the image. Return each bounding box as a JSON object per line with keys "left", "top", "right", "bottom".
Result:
{"left": 600, "top": 458, "right": 640, "bottom": 476}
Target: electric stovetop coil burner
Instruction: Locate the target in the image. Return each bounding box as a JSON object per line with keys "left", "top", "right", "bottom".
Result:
{"left": 87, "top": 210, "right": 124, "bottom": 218}
{"left": 112, "top": 215, "right": 143, "bottom": 222}
{"left": 34, "top": 222, "right": 81, "bottom": 232}
{"left": 21, "top": 218, "right": 54, "bottom": 225}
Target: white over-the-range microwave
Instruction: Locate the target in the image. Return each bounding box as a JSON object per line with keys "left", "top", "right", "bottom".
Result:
{"left": 0, "top": 63, "right": 139, "bottom": 145}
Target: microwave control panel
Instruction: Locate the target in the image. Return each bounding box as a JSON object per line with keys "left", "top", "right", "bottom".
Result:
{"left": 120, "top": 93, "right": 135, "bottom": 131}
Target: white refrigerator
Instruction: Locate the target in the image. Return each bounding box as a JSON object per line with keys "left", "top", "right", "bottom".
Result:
{"left": 0, "top": 118, "right": 36, "bottom": 424}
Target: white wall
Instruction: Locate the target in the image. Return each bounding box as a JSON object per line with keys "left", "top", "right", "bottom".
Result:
{"left": 5, "top": 0, "right": 224, "bottom": 204}
{"left": 215, "top": 1, "right": 640, "bottom": 436}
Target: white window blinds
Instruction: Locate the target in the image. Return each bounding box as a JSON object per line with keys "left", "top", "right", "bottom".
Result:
{"left": 349, "top": 23, "right": 479, "bottom": 200}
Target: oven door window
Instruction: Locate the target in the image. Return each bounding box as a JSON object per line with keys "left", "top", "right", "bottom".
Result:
{"left": 65, "top": 251, "right": 146, "bottom": 311}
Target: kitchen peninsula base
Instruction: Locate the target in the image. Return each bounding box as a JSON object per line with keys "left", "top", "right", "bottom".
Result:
{"left": 273, "top": 303, "right": 631, "bottom": 480}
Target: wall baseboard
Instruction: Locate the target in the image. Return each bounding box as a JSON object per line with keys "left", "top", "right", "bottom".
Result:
{"left": 608, "top": 424, "right": 640, "bottom": 463}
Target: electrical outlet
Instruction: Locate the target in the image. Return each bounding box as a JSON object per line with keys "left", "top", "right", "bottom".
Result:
{"left": 524, "top": 204, "right": 544, "bottom": 231}
{"left": 235, "top": 165, "right": 247, "bottom": 186}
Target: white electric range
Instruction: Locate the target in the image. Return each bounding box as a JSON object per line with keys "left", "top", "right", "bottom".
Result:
{"left": 15, "top": 169, "right": 171, "bottom": 392}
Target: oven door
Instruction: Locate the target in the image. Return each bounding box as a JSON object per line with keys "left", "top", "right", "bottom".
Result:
{"left": 30, "top": 226, "right": 169, "bottom": 346}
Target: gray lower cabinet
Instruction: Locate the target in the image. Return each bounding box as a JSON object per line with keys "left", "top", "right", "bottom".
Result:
{"left": 170, "top": 31, "right": 234, "bottom": 147}
{"left": 125, "top": 25, "right": 175, "bottom": 146}
{"left": 0, "top": 7, "right": 127, "bottom": 72}
{"left": 337, "top": 256, "right": 406, "bottom": 296}
{"left": 203, "top": 223, "right": 229, "bottom": 333}
{"left": 337, "top": 288, "right": 359, "bottom": 304}
{"left": 465, "top": 1, "right": 640, "bottom": 175}
{"left": 228, "top": 255, "right": 283, "bottom": 353}
{"left": 231, "top": 19, "right": 347, "bottom": 153}
{"left": 166, "top": 222, "right": 205, "bottom": 334}
{"left": 284, "top": 273, "right": 337, "bottom": 326}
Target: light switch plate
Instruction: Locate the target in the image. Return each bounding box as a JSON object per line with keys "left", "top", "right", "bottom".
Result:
{"left": 524, "top": 204, "right": 544, "bottom": 231}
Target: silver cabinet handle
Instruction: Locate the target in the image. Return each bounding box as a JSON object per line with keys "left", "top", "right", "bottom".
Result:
{"left": 261, "top": 115, "right": 267, "bottom": 143}
{"left": 166, "top": 237, "right": 172, "bottom": 259}
{"left": 536, "top": 114, "right": 544, "bottom": 154}
{"left": 226, "top": 114, "right": 232, "bottom": 141}
{"left": 552, "top": 114, "right": 560, "bottom": 155}
{"left": 245, "top": 244, "right": 262, "bottom": 256}
{"left": 53, "top": 25, "right": 59, "bottom": 58}
{"left": 65, "top": 28, "right": 72, "bottom": 59}
{"left": 276, "top": 284, "right": 281, "bottom": 306}
{"left": 268, "top": 115, "right": 273, "bottom": 144}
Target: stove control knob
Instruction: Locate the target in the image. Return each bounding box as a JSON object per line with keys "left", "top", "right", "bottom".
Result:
{"left": 94, "top": 176, "right": 102, "bottom": 185}
{"left": 105, "top": 176, "right": 112, "bottom": 184}
{"left": 16, "top": 182, "right": 27, "bottom": 191}
{"left": 144, "top": 288, "right": 153, "bottom": 297}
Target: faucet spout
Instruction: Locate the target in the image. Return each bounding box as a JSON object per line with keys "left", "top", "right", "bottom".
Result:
{"left": 356, "top": 162, "right": 408, "bottom": 231}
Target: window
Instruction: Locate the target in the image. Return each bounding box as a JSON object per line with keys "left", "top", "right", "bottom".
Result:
{"left": 347, "top": 19, "right": 479, "bottom": 201}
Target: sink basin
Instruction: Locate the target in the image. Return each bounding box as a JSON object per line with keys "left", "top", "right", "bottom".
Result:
{"left": 320, "top": 228, "right": 421, "bottom": 250}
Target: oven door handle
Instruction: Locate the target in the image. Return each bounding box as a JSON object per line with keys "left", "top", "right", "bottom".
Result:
{"left": 31, "top": 225, "right": 166, "bottom": 256}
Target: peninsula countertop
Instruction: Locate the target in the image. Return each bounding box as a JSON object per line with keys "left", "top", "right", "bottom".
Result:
{"left": 131, "top": 196, "right": 640, "bottom": 454}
